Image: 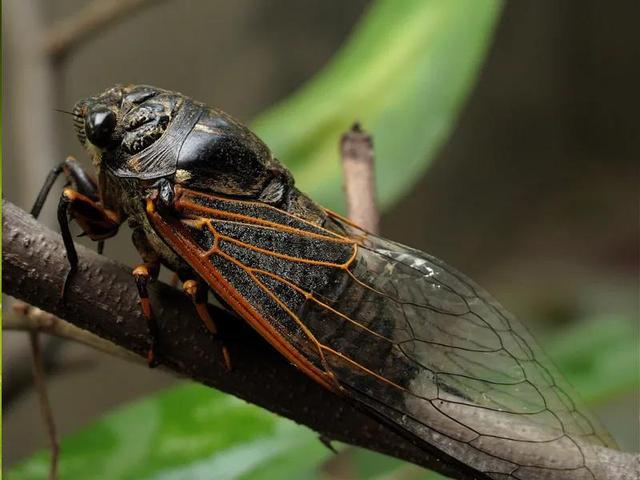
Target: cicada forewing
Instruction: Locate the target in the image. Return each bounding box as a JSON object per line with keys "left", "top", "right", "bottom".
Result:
{"left": 147, "top": 186, "right": 616, "bottom": 480}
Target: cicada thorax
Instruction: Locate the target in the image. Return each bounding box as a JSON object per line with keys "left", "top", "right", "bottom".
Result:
{"left": 87, "top": 85, "right": 290, "bottom": 202}
{"left": 172, "top": 108, "right": 285, "bottom": 197}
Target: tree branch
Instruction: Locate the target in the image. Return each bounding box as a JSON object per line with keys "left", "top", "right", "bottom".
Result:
{"left": 44, "top": 0, "right": 167, "bottom": 62}
{"left": 3, "top": 199, "right": 484, "bottom": 480}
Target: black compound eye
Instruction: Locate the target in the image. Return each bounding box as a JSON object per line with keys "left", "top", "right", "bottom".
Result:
{"left": 85, "top": 105, "right": 116, "bottom": 148}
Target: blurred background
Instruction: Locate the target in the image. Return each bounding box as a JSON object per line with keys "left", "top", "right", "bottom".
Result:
{"left": 3, "top": 0, "right": 639, "bottom": 478}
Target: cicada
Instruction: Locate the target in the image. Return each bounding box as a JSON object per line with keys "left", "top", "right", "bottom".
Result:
{"left": 35, "top": 85, "right": 617, "bottom": 479}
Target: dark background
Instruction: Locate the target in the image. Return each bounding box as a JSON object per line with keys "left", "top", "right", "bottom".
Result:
{"left": 3, "top": 0, "right": 639, "bottom": 467}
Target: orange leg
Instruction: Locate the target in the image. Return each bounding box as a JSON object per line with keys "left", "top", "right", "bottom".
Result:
{"left": 182, "top": 280, "right": 232, "bottom": 371}
{"left": 132, "top": 262, "right": 160, "bottom": 367}
{"left": 62, "top": 188, "right": 120, "bottom": 241}
{"left": 57, "top": 188, "right": 120, "bottom": 298}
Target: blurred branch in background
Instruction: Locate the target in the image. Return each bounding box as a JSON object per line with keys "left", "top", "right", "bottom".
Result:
{"left": 45, "top": 0, "right": 168, "bottom": 62}
{"left": 4, "top": 0, "right": 170, "bottom": 213}
{"left": 27, "top": 330, "right": 60, "bottom": 480}
{"left": 5, "top": 304, "right": 138, "bottom": 367}
{"left": 2, "top": 313, "right": 95, "bottom": 409}
{"left": 3, "top": 0, "right": 59, "bottom": 203}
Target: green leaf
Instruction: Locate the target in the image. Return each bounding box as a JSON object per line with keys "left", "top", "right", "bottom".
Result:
{"left": 348, "top": 448, "right": 445, "bottom": 480}
{"left": 254, "top": 0, "right": 503, "bottom": 212}
{"left": 546, "top": 315, "right": 640, "bottom": 405}
{"left": 7, "top": 385, "right": 335, "bottom": 480}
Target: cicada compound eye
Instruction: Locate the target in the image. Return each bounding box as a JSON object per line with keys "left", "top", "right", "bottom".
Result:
{"left": 85, "top": 104, "right": 117, "bottom": 148}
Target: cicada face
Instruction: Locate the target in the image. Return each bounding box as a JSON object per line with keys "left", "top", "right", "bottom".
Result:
{"left": 73, "top": 85, "right": 176, "bottom": 154}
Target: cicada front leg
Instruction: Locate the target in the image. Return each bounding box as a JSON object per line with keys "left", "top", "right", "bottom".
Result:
{"left": 32, "top": 157, "right": 121, "bottom": 298}
{"left": 31, "top": 156, "right": 100, "bottom": 219}
{"left": 57, "top": 188, "right": 121, "bottom": 297}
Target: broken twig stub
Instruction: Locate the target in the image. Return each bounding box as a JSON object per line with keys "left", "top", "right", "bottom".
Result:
{"left": 340, "top": 122, "right": 379, "bottom": 234}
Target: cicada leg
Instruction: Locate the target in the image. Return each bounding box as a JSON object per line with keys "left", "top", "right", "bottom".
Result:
{"left": 31, "top": 156, "right": 99, "bottom": 219}
{"left": 318, "top": 434, "right": 338, "bottom": 454}
{"left": 57, "top": 188, "right": 121, "bottom": 298}
{"left": 144, "top": 180, "right": 232, "bottom": 371}
{"left": 182, "top": 279, "right": 232, "bottom": 372}
{"left": 130, "top": 229, "right": 163, "bottom": 367}
{"left": 32, "top": 156, "right": 120, "bottom": 298}
{"left": 131, "top": 262, "right": 161, "bottom": 367}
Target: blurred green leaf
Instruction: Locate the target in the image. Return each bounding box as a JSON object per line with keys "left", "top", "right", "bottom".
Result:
{"left": 347, "top": 448, "right": 445, "bottom": 480}
{"left": 254, "top": 0, "right": 503, "bottom": 212}
{"left": 7, "top": 386, "right": 334, "bottom": 480}
{"left": 546, "top": 315, "right": 640, "bottom": 405}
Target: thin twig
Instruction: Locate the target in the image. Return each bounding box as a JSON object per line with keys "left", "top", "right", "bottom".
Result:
{"left": 341, "top": 122, "right": 379, "bottom": 234}
{"left": 45, "top": 0, "right": 166, "bottom": 62}
{"left": 28, "top": 330, "right": 60, "bottom": 480}
{"left": 4, "top": 306, "right": 75, "bottom": 409}
{"left": 7, "top": 303, "right": 139, "bottom": 365}
{"left": 16, "top": 300, "right": 64, "bottom": 478}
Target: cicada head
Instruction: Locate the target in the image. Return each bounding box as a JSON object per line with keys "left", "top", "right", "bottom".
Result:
{"left": 73, "top": 84, "right": 181, "bottom": 170}
{"left": 73, "top": 84, "right": 292, "bottom": 202}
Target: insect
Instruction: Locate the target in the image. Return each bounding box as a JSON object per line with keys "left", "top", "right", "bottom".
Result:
{"left": 35, "top": 85, "right": 617, "bottom": 479}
